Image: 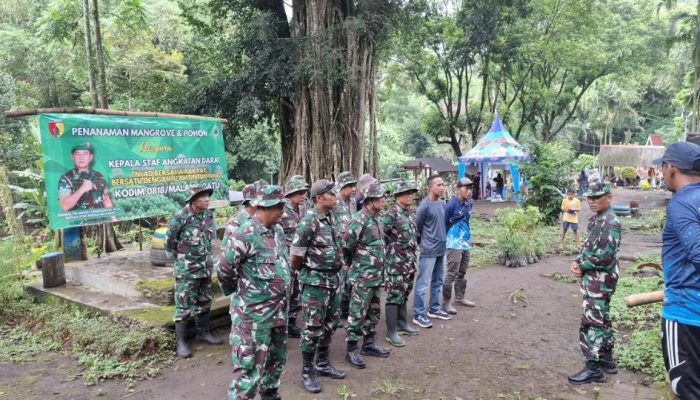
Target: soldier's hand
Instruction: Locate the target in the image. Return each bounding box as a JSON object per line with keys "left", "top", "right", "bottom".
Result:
{"left": 570, "top": 261, "right": 582, "bottom": 277}
{"left": 79, "top": 179, "right": 94, "bottom": 194}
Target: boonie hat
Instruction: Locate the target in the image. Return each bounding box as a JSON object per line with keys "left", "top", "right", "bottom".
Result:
{"left": 284, "top": 177, "right": 309, "bottom": 197}
{"left": 187, "top": 186, "right": 214, "bottom": 204}
{"left": 241, "top": 184, "right": 257, "bottom": 204}
{"left": 254, "top": 185, "right": 286, "bottom": 208}
{"left": 652, "top": 141, "right": 700, "bottom": 171}
{"left": 335, "top": 171, "right": 357, "bottom": 190}
{"left": 456, "top": 177, "right": 473, "bottom": 187}
{"left": 71, "top": 142, "right": 94, "bottom": 154}
{"left": 584, "top": 180, "right": 611, "bottom": 197}
{"left": 393, "top": 180, "right": 417, "bottom": 196}
{"left": 358, "top": 173, "right": 377, "bottom": 190}
{"left": 364, "top": 182, "right": 385, "bottom": 200}
{"left": 311, "top": 179, "right": 335, "bottom": 199}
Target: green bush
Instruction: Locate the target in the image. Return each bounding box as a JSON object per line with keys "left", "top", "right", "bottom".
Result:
{"left": 493, "top": 206, "right": 547, "bottom": 264}
{"left": 519, "top": 143, "right": 574, "bottom": 224}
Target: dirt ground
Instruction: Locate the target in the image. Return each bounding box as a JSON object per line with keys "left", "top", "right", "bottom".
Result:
{"left": 0, "top": 188, "right": 668, "bottom": 400}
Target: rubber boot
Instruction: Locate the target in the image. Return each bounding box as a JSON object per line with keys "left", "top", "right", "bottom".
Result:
{"left": 455, "top": 280, "right": 475, "bottom": 307}
{"left": 301, "top": 351, "right": 321, "bottom": 393}
{"left": 385, "top": 304, "right": 405, "bottom": 347}
{"left": 361, "top": 335, "right": 391, "bottom": 358}
{"left": 568, "top": 361, "right": 607, "bottom": 384}
{"left": 195, "top": 312, "right": 223, "bottom": 345}
{"left": 397, "top": 302, "right": 419, "bottom": 335}
{"left": 287, "top": 316, "right": 302, "bottom": 339}
{"left": 315, "top": 346, "right": 346, "bottom": 379}
{"left": 346, "top": 341, "right": 366, "bottom": 369}
{"left": 261, "top": 389, "right": 282, "bottom": 400}
{"left": 600, "top": 352, "right": 618, "bottom": 374}
{"left": 175, "top": 321, "right": 192, "bottom": 358}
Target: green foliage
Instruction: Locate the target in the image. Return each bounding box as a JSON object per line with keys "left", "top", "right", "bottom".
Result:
{"left": 571, "top": 154, "right": 598, "bottom": 174}
{"left": 519, "top": 143, "right": 574, "bottom": 224}
{"left": 619, "top": 167, "right": 637, "bottom": 180}
{"left": 493, "top": 206, "right": 547, "bottom": 260}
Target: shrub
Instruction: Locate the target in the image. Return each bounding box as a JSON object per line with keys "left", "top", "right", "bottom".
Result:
{"left": 519, "top": 143, "right": 574, "bottom": 224}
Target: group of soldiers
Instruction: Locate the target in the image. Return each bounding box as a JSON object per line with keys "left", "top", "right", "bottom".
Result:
{"left": 166, "top": 171, "right": 425, "bottom": 400}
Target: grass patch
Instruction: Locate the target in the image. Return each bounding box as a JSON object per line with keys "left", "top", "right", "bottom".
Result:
{"left": 609, "top": 276, "right": 665, "bottom": 383}
{"left": 370, "top": 379, "right": 408, "bottom": 398}
{"left": 621, "top": 209, "right": 665, "bottom": 235}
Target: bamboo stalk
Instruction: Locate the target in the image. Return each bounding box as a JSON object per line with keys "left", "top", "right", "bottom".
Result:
{"left": 3, "top": 108, "right": 228, "bottom": 124}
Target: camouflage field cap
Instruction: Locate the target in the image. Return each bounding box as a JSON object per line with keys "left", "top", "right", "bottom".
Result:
{"left": 241, "top": 184, "right": 257, "bottom": 204}
{"left": 187, "top": 185, "right": 214, "bottom": 203}
{"left": 584, "top": 180, "right": 612, "bottom": 197}
{"left": 310, "top": 179, "right": 335, "bottom": 199}
{"left": 393, "top": 180, "right": 418, "bottom": 196}
{"left": 284, "top": 176, "right": 309, "bottom": 197}
{"left": 254, "top": 185, "right": 286, "bottom": 208}
{"left": 335, "top": 171, "right": 357, "bottom": 190}
{"left": 364, "top": 182, "right": 385, "bottom": 200}
{"left": 71, "top": 142, "right": 94, "bottom": 154}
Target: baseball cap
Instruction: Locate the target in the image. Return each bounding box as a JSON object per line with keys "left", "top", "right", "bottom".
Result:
{"left": 456, "top": 177, "right": 473, "bottom": 187}
{"left": 310, "top": 179, "right": 335, "bottom": 199}
{"left": 652, "top": 141, "right": 700, "bottom": 171}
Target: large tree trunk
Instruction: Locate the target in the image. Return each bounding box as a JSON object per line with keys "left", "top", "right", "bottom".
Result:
{"left": 91, "top": 0, "right": 109, "bottom": 109}
{"left": 82, "top": 0, "right": 98, "bottom": 107}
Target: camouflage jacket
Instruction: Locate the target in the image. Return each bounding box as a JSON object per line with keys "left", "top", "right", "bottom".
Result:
{"left": 218, "top": 216, "right": 290, "bottom": 329}
{"left": 165, "top": 205, "right": 215, "bottom": 279}
{"left": 57, "top": 168, "right": 109, "bottom": 210}
{"left": 343, "top": 207, "right": 385, "bottom": 288}
{"left": 382, "top": 204, "right": 418, "bottom": 276}
{"left": 333, "top": 195, "right": 354, "bottom": 231}
{"left": 280, "top": 202, "right": 306, "bottom": 248}
{"left": 291, "top": 206, "right": 344, "bottom": 288}
{"left": 223, "top": 208, "right": 252, "bottom": 241}
{"left": 575, "top": 208, "right": 621, "bottom": 298}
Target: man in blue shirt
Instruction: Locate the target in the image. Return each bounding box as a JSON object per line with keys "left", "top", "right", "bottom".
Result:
{"left": 655, "top": 141, "right": 700, "bottom": 398}
{"left": 443, "top": 177, "right": 476, "bottom": 315}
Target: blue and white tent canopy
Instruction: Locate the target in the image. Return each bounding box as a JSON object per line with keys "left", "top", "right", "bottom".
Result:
{"left": 458, "top": 116, "right": 530, "bottom": 163}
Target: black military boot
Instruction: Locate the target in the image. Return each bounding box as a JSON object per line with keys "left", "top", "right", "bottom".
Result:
{"left": 195, "top": 312, "right": 223, "bottom": 345}
{"left": 599, "top": 352, "right": 618, "bottom": 374}
{"left": 385, "top": 304, "right": 405, "bottom": 347}
{"left": 397, "top": 302, "right": 419, "bottom": 335}
{"left": 287, "top": 316, "right": 302, "bottom": 339}
{"left": 568, "top": 361, "right": 607, "bottom": 384}
{"left": 346, "top": 341, "right": 366, "bottom": 369}
{"left": 301, "top": 351, "right": 322, "bottom": 393}
{"left": 261, "top": 388, "right": 282, "bottom": 400}
{"left": 175, "top": 321, "right": 192, "bottom": 358}
{"left": 361, "top": 335, "right": 391, "bottom": 358}
{"left": 315, "top": 346, "right": 346, "bottom": 379}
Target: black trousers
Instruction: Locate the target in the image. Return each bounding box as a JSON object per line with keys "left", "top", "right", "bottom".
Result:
{"left": 662, "top": 318, "right": 700, "bottom": 399}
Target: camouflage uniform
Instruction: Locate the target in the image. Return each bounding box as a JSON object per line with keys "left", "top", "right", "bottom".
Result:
{"left": 343, "top": 194, "right": 385, "bottom": 343}
{"left": 281, "top": 178, "right": 309, "bottom": 329}
{"left": 382, "top": 203, "right": 418, "bottom": 305}
{"left": 334, "top": 172, "right": 358, "bottom": 318}
{"left": 575, "top": 205, "right": 621, "bottom": 362}
{"left": 218, "top": 186, "right": 290, "bottom": 400}
{"left": 165, "top": 204, "right": 216, "bottom": 321}
{"left": 57, "top": 168, "right": 110, "bottom": 210}
{"left": 291, "top": 204, "right": 344, "bottom": 353}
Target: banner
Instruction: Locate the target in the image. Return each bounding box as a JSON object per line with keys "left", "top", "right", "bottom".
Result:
{"left": 39, "top": 113, "right": 228, "bottom": 229}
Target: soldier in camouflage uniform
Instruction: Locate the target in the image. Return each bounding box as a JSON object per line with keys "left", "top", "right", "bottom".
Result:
{"left": 290, "top": 180, "right": 346, "bottom": 393}
{"left": 222, "top": 180, "right": 268, "bottom": 240}
{"left": 217, "top": 185, "right": 290, "bottom": 400}
{"left": 334, "top": 172, "right": 358, "bottom": 319}
{"left": 568, "top": 180, "right": 621, "bottom": 385}
{"left": 343, "top": 182, "right": 391, "bottom": 369}
{"left": 58, "top": 143, "right": 115, "bottom": 213}
{"left": 383, "top": 181, "right": 420, "bottom": 347}
{"left": 281, "top": 176, "right": 309, "bottom": 338}
{"left": 165, "top": 186, "right": 224, "bottom": 359}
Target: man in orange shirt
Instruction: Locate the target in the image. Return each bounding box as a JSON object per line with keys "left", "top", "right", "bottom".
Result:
{"left": 560, "top": 188, "right": 581, "bottom": 249}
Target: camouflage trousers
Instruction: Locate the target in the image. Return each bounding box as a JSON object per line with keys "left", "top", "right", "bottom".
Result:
{"left": 287, "top": 270, "right": 301, "bottom": 320}
{"left": 229, "top": 325, "right": 287, "bottom": 400}
{"left": 173, "top": 276, "right": 213, "bottom": 322}
{"left": 345, "top": 285, "right": 381, "bottom": 343}
{"left": 339, "top": 268, "right": 352, "bottom": 315}
{"left": 300, "top": 284, "right": 340, "bottom": 353}
{"left": 579, "top": 296, "right": 614, "bottom": 361}
{"left": 385, "top": 272, "right": 415, "bottom": 305}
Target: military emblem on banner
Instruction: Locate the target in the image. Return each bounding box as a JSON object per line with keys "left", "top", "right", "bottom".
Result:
{"left": 48, "top": 121, "right": 64, "bottom": 138}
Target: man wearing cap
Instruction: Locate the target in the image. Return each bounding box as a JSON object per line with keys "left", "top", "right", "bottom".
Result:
{"left": 281, "top": 176, "right": 309, "bottom": 338}
{"left": 353, "top": 173, "right": 378, "bottom": 212}
{"left": 58, "top": 143, "right": 114, "bottom": 212}
{"left": 219, "top": 185, "right": 290, "bottom": 400}
{"left": 343, "top": 182, "right": 391, "bottom": 369}
{"left": 166, "top": 186, "right": 223, "bottom": 359}
{"left": 568, "top": 180, "right": 621, "bottom": 385}
{"left": 382, "top": 180, "right": 420, "bottom": 347}
{"left": 290, "top": 179, "right": 346, "bottom": 393}
{"left": 655, "top": 142, "right": 700, "bottom": 398}
{"left": 334, "top": 171, "right": 358, "bottom": 320}
{"left": 443, "top": 177, "right": 476, "bottom": 316}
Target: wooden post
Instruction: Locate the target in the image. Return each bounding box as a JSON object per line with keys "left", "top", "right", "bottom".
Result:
{"left": 40, "top": 252, "right": 66, "bottom": 288}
